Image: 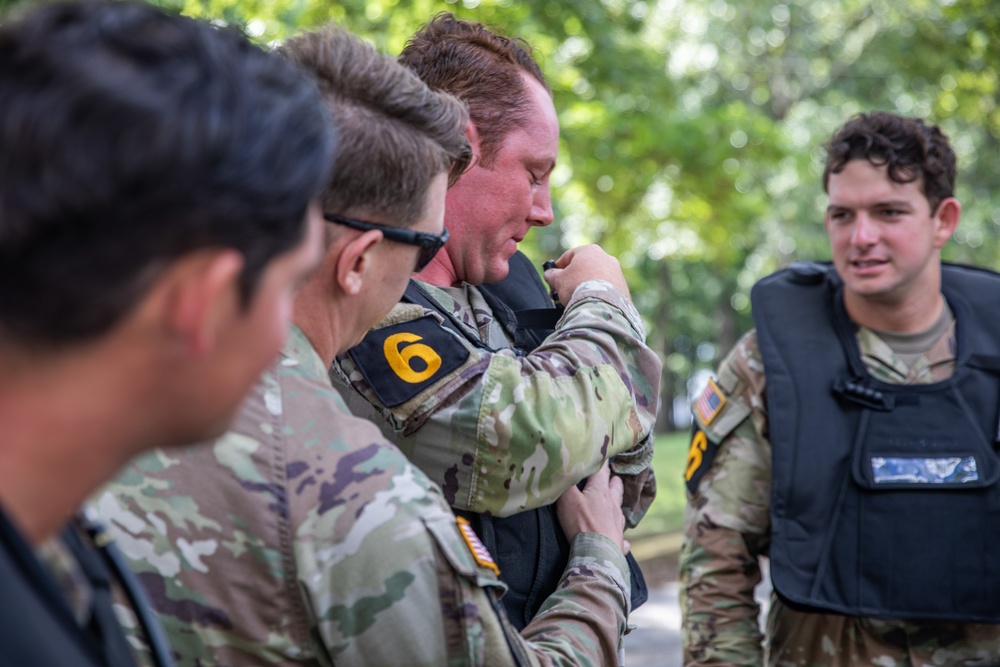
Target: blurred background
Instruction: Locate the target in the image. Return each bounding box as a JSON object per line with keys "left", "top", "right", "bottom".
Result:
{"left": 4, "top": 0, "right": 995, "bottom": 661}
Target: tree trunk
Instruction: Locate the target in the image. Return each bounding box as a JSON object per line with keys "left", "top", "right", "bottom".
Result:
{"left": 654, "top": 261, "right": 675, "bottom": 433}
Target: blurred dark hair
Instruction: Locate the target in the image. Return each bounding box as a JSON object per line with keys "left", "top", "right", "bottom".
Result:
{"left": 0, "top": 0, "right": 335, "bottom": 348}
{"left": 399, "top": 12, "right": 548, "bottom": 168}
{"left": 823, "top": 111, "right": 956, "bottom": 212}
{"left": 281, "top": 26, "right": 470, "bottom": 227}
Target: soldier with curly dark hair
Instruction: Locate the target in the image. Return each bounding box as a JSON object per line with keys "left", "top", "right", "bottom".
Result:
{"left": 681, "top": 111, "right": 1000, "bottom": 666}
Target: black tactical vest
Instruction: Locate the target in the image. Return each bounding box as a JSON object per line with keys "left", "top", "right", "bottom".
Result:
{"left": 753, "top": 262, "right": 1000, "bottom": 621}
{"left": 406, "top": 250, "right": 646, "bottom": 629}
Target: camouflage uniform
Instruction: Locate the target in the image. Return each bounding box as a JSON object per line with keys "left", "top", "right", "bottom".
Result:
{"left": 98, "top": 325, "right": 631, "bottom": 666}
{"left": 333, "top": 279, "right": 661, "bottom": 524}
{"left": 679, "top": 323, "right": 1000, "bottom": 666}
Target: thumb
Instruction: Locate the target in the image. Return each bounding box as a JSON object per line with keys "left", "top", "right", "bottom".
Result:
{"left": 584, "top": 460, "right": 612, "bottom": 492}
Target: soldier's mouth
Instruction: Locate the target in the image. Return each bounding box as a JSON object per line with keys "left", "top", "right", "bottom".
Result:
{"left": 851, "top": 259, "right": 887, "bottom": 268}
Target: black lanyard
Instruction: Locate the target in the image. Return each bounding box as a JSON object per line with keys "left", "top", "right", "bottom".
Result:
{"left": 75, "top": 515, "right": 176, "bottom": 667}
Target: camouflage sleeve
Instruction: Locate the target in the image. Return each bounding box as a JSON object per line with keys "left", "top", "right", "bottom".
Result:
{"left": 292, "top": 444, "right": 507, "bottom": 667}
{"left": 334, "top": 280, "right": 662, "bottom": 521}
{"left": 678, "top": 331, "right": 771, "bottom": 667}
{"left": 295, "top": 445, "right": 629, "bottom": 667}
{"left": 95, "top": 326, "right": 633, "bottom": 667}
{"left": 457, "top": 532, "right": 630, "bottom": 667}
{"left": 516, "top": 532, "right": 630, "bottom": 666}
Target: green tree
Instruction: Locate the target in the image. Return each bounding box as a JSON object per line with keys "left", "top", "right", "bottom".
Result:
{"left": 7, "top": 0, "right": 996, "bottom": 431}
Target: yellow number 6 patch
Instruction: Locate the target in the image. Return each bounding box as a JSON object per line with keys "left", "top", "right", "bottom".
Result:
{"left": 685, "top": 430, "right": 708, "bottom": 481}
{"left": 684, "top": 426, "right": 720, "bottom": 495}
{"left": 383, "top": 332, "right": 442, "bottom": 384}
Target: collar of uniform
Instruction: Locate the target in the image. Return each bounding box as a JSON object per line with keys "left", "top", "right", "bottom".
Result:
{"left": 856, "top": 322, "right": 957, "bottom": 384}
{"left": 857, "top": 326, "right": 911, "bottom": 381}
{"left": 281, "top": 324, "right": 329, "bottom": 381}
{"left": 415, "top": 280, "right": 507, "bottom": 347}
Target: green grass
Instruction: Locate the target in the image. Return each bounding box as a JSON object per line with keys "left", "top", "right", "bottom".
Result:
{"left": 626, "top": 431, "right": 690, "bottom": 538}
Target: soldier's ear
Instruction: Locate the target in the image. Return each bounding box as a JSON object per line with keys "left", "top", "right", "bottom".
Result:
{"left": 932, "top": 197, "right": 961, "bottom": 248}
{"left": 465, "top": 120, "right": 482, "bottom": 169}
{"left": 335, "top": 229, "right": 382, "bottom": 297}
{"left": 161, "top": 249, "right": 245, "bottom": 359}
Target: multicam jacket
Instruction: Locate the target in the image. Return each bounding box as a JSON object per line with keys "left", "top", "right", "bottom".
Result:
{"left": 333, "top": 279, "right": 661, "bottom": 525}
{"left": 679, "top": 323, "right": 1000, "bottom": 667}
{"left": 98, "top": 325, "right": 631, "bottom": 666}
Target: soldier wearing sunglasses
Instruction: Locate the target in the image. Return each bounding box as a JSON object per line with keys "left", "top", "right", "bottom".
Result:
{"left": 324, "top": 213, "right": 448, "bottom": 273}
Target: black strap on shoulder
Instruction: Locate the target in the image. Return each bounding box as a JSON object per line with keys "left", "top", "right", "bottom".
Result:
{"left": 0, "top": 508, "right": 106, "bottom": 666}
{"left": 479, "top": 251, "right": 563, "bottom": 350}
{"left": 404, "top": 251, "right": 564, "bottom": 351}
{"left": 403, "top": 281, "right": 496, "bottom": 353}
{"left": 61, "top": 521, "right": 138, "bottom": 667}
{"left": 81, "top": 516, "right": 176, "bottom": 667}
{"left": 508, "top": 308, "right": 562, "bottom": 331}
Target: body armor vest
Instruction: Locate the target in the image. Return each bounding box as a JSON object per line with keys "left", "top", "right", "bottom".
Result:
{"left": 406, "top": 251, "right": 645, "bottom": 628}
{"left": 753, "top": 262, "right": 1000, "bottom": 621}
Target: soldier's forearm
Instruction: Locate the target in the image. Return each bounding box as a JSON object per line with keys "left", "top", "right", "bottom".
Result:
{"left": 681, "top": 614, "right": 766, "bottom": 667}
{"left": 519, "top": 532, "right": 630, "bottom": 667}
{"left": 679, "top": 528, "right": 766, "bottom": 667}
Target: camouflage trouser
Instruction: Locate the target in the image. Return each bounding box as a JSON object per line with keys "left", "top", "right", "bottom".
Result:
{"left": 765, "top": 596, "right": 1000, "bottom": 667}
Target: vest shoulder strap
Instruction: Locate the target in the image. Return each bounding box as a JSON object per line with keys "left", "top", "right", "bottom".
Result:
{"left": 478, "top": 251, "right": 561, "bottom": 350}
{"left": 0, "top": 510, "right": 107, "bottom": 666}
{"left": 402, "top": 281, "right": 495, "bottom": 352}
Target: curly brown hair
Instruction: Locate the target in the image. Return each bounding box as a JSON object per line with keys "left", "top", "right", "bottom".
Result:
{"left": 823, "top": 112, "right": 956, "bottom": 212}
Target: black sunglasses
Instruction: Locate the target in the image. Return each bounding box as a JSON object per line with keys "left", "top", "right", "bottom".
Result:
{"left": 323, "top": 213, "right": 448, "bottom": 273}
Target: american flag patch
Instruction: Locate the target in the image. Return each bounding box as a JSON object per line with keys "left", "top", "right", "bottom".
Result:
{"left": 695, "top": 377, "right": 726, "bottom": 425}
{"left": 456, "top": 517, "right": 500, "bottom": 575}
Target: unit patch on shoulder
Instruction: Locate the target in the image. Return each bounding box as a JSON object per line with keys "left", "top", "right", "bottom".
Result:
{"left": 685, "top": 425, "right": 720, "bottom": 495}
{"left": 456, "top": 516, "right": 499, "bottom": 575}
{"left": 348, "top": 315, "right": 470, "bottom": 408}
{"left": 695, "top": 377, "right": 727, "bottom": 425}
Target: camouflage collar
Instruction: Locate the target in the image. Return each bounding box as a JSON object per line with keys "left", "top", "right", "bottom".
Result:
{"left": 282, "top": 324, "right": 329, "bottom": 380}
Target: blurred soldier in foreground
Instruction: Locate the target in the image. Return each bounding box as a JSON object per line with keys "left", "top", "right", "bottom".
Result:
{"left": 333, "top": 13, "right": 661, "bottom": 632}
{"left": 101, "top": 27, "right": 635, "bottom": 666}
{"left": 0, "top": 1, "right": 332, "bottom": 665}
{"left": 680, "top": 111, "right": 1000, "bottom": 665}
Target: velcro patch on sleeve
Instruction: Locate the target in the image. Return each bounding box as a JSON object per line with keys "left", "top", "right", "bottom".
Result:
{"left": 685, "top": 424, "right": 721, "bottom": 496}
{"left": 695, "top": 377, "right": 726, "bottom": 425}
{"left": 456, "top": 516, "right": 499, "bottom": 575}
{"left": 347, "top": 315, "right": 470, "bottom": 408}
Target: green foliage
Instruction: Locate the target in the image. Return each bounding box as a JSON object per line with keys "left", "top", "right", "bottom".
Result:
{"left": 6, "top": 0, "right": 996, "bottom": 431}
{"left": 627, "top": 431, "right": 690, "bottom": 538}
